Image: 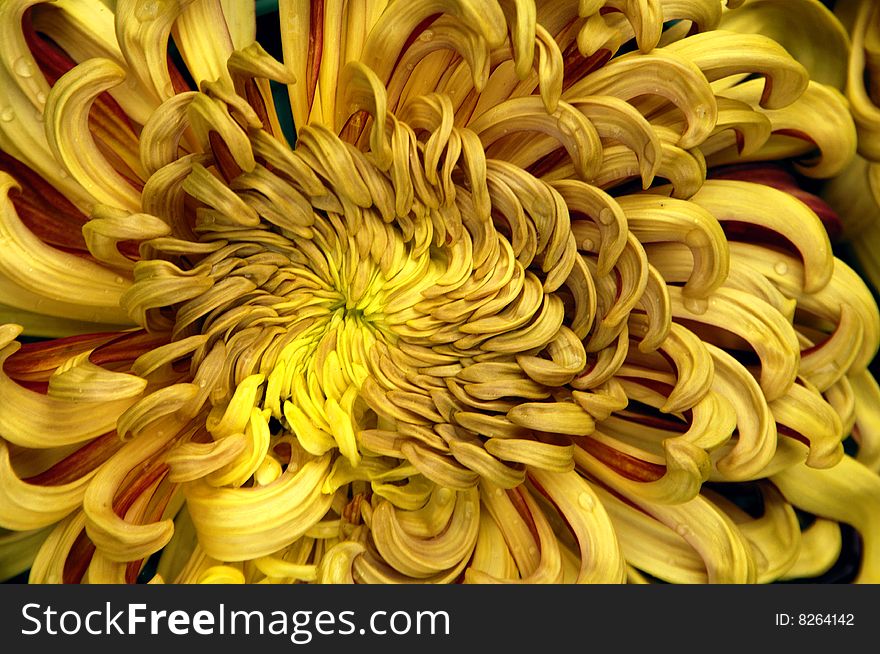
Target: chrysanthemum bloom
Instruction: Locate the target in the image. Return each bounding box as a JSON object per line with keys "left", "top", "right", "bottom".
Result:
{"left": 822, "top": 0, "right": 880, "bottom": 288}
{"left": 1, "top": 0, "right": 878, "bottom": 584}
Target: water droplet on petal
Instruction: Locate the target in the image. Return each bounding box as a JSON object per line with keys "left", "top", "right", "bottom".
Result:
{"left": 136, "top": 0, "right": 161, "bottom": 21}
{"left": 580, "top": 238, "right": 595, "bottom": 251}
{"left": 683, "top": 296, "right": 709, "bottom": 315}
{"left": 114, "top": 276, "right": 125, "bottom": 285}
{"left": 597, "top": 207, "right": 615, "bottom": 226}
{"left": 774, "top": 261, "right": 788, "bottom": 276}
{"left": 36, "top": 91, "right": 46, "bottom": 104}
{"left": 675, "top": 523, "right": 692, "bottom": 538}
{"left": 13, "top": 57, "right": 34, "bottom": 78}
{"left": 0, "top": 107, "right": 13, "bottom": 122}
{"left": 556, "top": 111, "right": 578, "bottom": 138}
{"left": 578, "top": 492, "right": 595, "bottom": 511}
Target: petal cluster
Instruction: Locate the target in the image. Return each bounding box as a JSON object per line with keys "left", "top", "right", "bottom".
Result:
{"left": 0, "top": 0, "right": 878, "bottom": 585}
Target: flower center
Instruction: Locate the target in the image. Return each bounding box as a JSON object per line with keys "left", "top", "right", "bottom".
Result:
{"left": 123, "top": 95, "right": 599, "bottom": 493}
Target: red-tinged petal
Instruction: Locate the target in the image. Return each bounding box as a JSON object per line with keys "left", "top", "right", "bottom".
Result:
{"left": 505, "top": 485, "right": 540, "bottom": 545}
{"left": 25, "top": 16, "right": 147, "bottom": 186}
{"left": 124, "top": 476, "right": 179, "bottom": 583}
{"left": 709, "top": 162, "right": 844, "bottom": 241}
{"left": 307, "top": 0, "right": 325, "bottom": 116}
{"left": 89, "top": 330, "right": 173, "bottom": 369}
{"left": 63, "top": 529, "right": 96, "bottom": 584}
{"left": 113, "top": 460, "right": 171, "bottom": 521}
{"left": 571, "top": 434, "right": 665, "bottom": 482}
{"left": 0, "top": 149, "right": 89, "bottom": 253}
{"left": 208, "top": 130, "right": 244, "bottom": 183}
{"left": 24, "top": 431, "right": 123, "bottom": 487}
{"left": 22, "top": 8, "right": 77, "bottom": 87}
{"left": 4, "top": 331, "right": 122, "bottom": 383}
{"left": 3, "top": 331, "right": 166, "bottom": 397}
{"left": 562, "top": 45, "right": 611, "bottom": 92}
{"left": 24, "top": 17, "right": 138, "bottom": 134}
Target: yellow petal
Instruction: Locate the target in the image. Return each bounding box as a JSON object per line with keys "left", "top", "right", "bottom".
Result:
{"left": 43, "top": 58, "right": 141, "bottom": 212}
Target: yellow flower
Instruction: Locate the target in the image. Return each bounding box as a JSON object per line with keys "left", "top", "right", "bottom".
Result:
{"left": 0, "top": 0, "right": 878, "bottom": 584}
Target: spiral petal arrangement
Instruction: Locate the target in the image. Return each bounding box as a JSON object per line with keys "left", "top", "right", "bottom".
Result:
{"left": 0, "top": 0, "right": 878, "bottom": 585}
